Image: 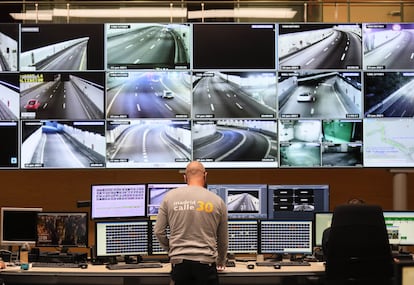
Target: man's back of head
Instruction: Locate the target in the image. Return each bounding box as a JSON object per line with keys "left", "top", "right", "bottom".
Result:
{"left": 185, "top": 161, "right": 206, "bottom": 186}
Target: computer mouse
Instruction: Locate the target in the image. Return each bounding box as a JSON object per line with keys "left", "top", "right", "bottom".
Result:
{"left": 247, "top": 264, "right": 255, "bottom": 269}
{"left": 80, "top": 263, "right": 88, "bottom": 269}
{"left": 274, "top": 264, "right": 281, "bottom": 269}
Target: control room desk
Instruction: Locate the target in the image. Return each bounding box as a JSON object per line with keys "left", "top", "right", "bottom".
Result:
{"left": 0, "top": 262, "right": 325, "bottom": 285}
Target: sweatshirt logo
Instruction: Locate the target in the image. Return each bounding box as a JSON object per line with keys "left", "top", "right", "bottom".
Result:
{"left": 173, "top": 200, "right": 214, "bottom": 213}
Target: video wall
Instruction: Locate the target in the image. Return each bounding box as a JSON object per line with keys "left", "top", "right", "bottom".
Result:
{"left": 1, "top": 22, "right": 414, "bottom": 169}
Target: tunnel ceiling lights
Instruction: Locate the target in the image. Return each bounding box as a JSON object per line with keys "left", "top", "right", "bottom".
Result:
{"left": 11, "top": 7, "right": 297, "bottom": 21}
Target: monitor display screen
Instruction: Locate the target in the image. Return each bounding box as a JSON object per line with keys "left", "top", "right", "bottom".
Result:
{"left": 91, "top": 184, "right": 147, "bottom": 219}
{"left": 106, "top": 23, "right": 190, "bottom": 70}
{"left": 21, "top": 120, "right": 106, "bottom": 169}
{"left": 384, "top": 211, "right": 414, "bottom": 246}
{"left": 363, "top": 118, "right": 414, "bottom": 167}
{"left": 278, "top": 71, "right": 362, "bottom": 119}
{"left": 147, "top": 183, "right": 187, "bottom": 216}
{"left": 0, "top": 121, "right": 19, "bottom": 168}
{"left": 193, "top": 119, "right": 278, "bottom": 168}
{"left": 267, "top": 184, "right": 330, "bottom": 220}
{"left": 0, "top": 73, "right": 19, "bottom": 120}
{"left": 321, "top": 119, "right": 363, "bottom": 167}
{"left": 207, "top": 184, "right": 268, "bottom": 219}
{"left": 20, "top": 23, "right": 104, "bottom": 71}
{"left": 105, "top": 119, "right": 191, "bottom": 168}
{"left": 259, "top": 220, "right": 313, "bottom": 254}
{"left": 0, "top": 23, "right": 19, "bottom": 71}
{"left": 313, "top": 212, "right": 333, "bottom": 247}
{"left": 278, "top": 23, "right": 362, "bottom": 70}
{"left": 364, "top": 71, "right": 414, "bottom": 118}
{"left": 106, "top": 71, "right": 191, "bottom": 119}
{"left": 314, "top": 211, "right": 414, "bottom": 247}
{"left": 228, "top": 220, "right": 258, "bottom": 254}
{"left": 20, "top": 72, "right": 105, "bottom": 120}
{"left": 1, "top": 207, "right": 42, "bottom": 246}
{"left": 193, "top": 23, "right": 276, "bottom": 70}
{"left": 363, "top": 23, "right": 414, "bottom": 70}
{"left": 279, "top": 119, "right": 322, "bottom": 167}
{"left": 36, "top": 212, "right": 88, "bottom": 248}
{"left": 192, "top": 71, "right": 277, "bottom": 119}
{"left": 95, "top": 220, "right": 148, "bottom": 257}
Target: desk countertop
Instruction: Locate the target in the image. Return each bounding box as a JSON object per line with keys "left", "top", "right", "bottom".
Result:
{"left": 1, "top": 262, "right": 325, "bottom": 277}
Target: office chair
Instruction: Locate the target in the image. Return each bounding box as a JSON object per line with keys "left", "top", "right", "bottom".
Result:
{"left": 325, "top": 204, "right": 394, "bottom": 285}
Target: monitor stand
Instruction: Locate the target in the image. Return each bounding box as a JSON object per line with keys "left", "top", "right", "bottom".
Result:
{"left": 125, "top": 255, "right": 142, "bottom": 264}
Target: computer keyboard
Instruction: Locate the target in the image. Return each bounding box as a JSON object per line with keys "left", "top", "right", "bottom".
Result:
{"left": 106, "top": 263, "right": 163, "bottom": 270}
{"left": 256, "top": 260, "right": 311, "bottom": 267}
{"left": 32, "top": 262, "right": 84, "bottom": 268}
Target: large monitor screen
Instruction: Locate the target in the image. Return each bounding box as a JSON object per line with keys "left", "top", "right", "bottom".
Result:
{"left": 364, "top": 71, "right": 414, "bottom": 118}
{"left": 1, "top": 21, "right": 414, "bottom": 170}
{"left": 36, "top": 212, "right": 88, "bottom": 248}
{"left": 207, "top": 184, "right": 268, "bottom": 219}
{"left": 21, "top": 120, "right": 106, "bottom": 169}
{"left": 363, "top": 118, "right": 414, "bottom": 167}
{"left": 95, "top": 220, "right": 148, "bottom": 257}
{"left": 106, "top": 119, "right": 191, "bottom": 168}
{"left": 278, "top": 23, "right": 362, "bottom": 70}
{"left": 192, "top": 71, "right": 277, "bottom": 119}
{"left": 20, "top": 23, "right": 104, "bottom": 71}
{"left": 91, "top": 184, "right": 147, "bottom": 219}
{"left": 193, "top": 23, "right": 276, "bottom": 70}
{"left": 278, "top": 119, "right": 322, "bottom": 167}
{"left": 267, "top": 184, "right": 330, "bottom": 220}
{"left": 0, "top": 73, "right": 19, "bottom": 120}
{"left": 1, "top": 207, "right": 42, "bottom": 246}
{"left": 278, "top": 71, "right": 362, "bottom": 119}
{"left": 363, "top": 23, "right": 414, "bottom": 70}
{"left": 106, "top": 71, "right": 191, "bottom": 119}
{"left": 106, "top": 23, "right": 190, "bottom": 70}
{"left": 0, "top": 23, "right": 19, "bottom": 71}
{"left": 193, "top": 119, "right": 278, "bottom": 168}
{"left": 20, "top": 72, "right": 105, "bottom": 120}
{"left": 321, "top": 119, "right": 363, "bottom": 167}
{"left": 147, "top": 183, "right": 187, "bottom": 216}
{"left": 0, "top": 121, "right": 19, "bottom": 168}
{"left": 259, "top": 220, "right": 313, "bottom": 254}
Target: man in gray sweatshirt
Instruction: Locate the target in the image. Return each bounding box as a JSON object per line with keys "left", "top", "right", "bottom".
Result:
{"left": 154, "top": 161, "right": 228, "bottom": 285}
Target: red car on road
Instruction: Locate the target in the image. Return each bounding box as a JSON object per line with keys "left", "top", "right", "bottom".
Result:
{"left": 24, "top": 99, "right": 41, "bottom": 111}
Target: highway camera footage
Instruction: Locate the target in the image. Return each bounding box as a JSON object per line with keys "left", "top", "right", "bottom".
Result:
{"left": 106, "top": 23, "right": 190, "bottom": 70}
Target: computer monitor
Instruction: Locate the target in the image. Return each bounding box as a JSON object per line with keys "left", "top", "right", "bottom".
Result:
{"left": 228, "top": 220, "right": 258, "bottom": 254}
{"left": 207, "top": 184, "right": 268, "bottom": 219}
{"left": 383, "top": 211, "right": 414, "bottom": 246}
{"left": 267, "top": 185, "right": 330, "bottom": 220}
{"left": 36, "top": 212, "right": 88, "bottom": 248}
{"left": 259, "top": 220, "right": 313, "bottom": 255}
{"left": 1, "top": 207, "right": 42, "bottom": 246}
{"left": 313, "top": 212, "right": 333, "bottom": 247}
{"left": 91, "top": 183, "right": 147, "bottom": 219}
{"left": 147, "top": 183, "right": 187, "bottom": 216}
{"left": 95, "top": 220, "right": 148, "bottom": 257}
{"left": 314, "top": 211, "right": 414, "bottom": 247}
{"left": 148, "top": 220, "right": 169, "bottom": 255}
